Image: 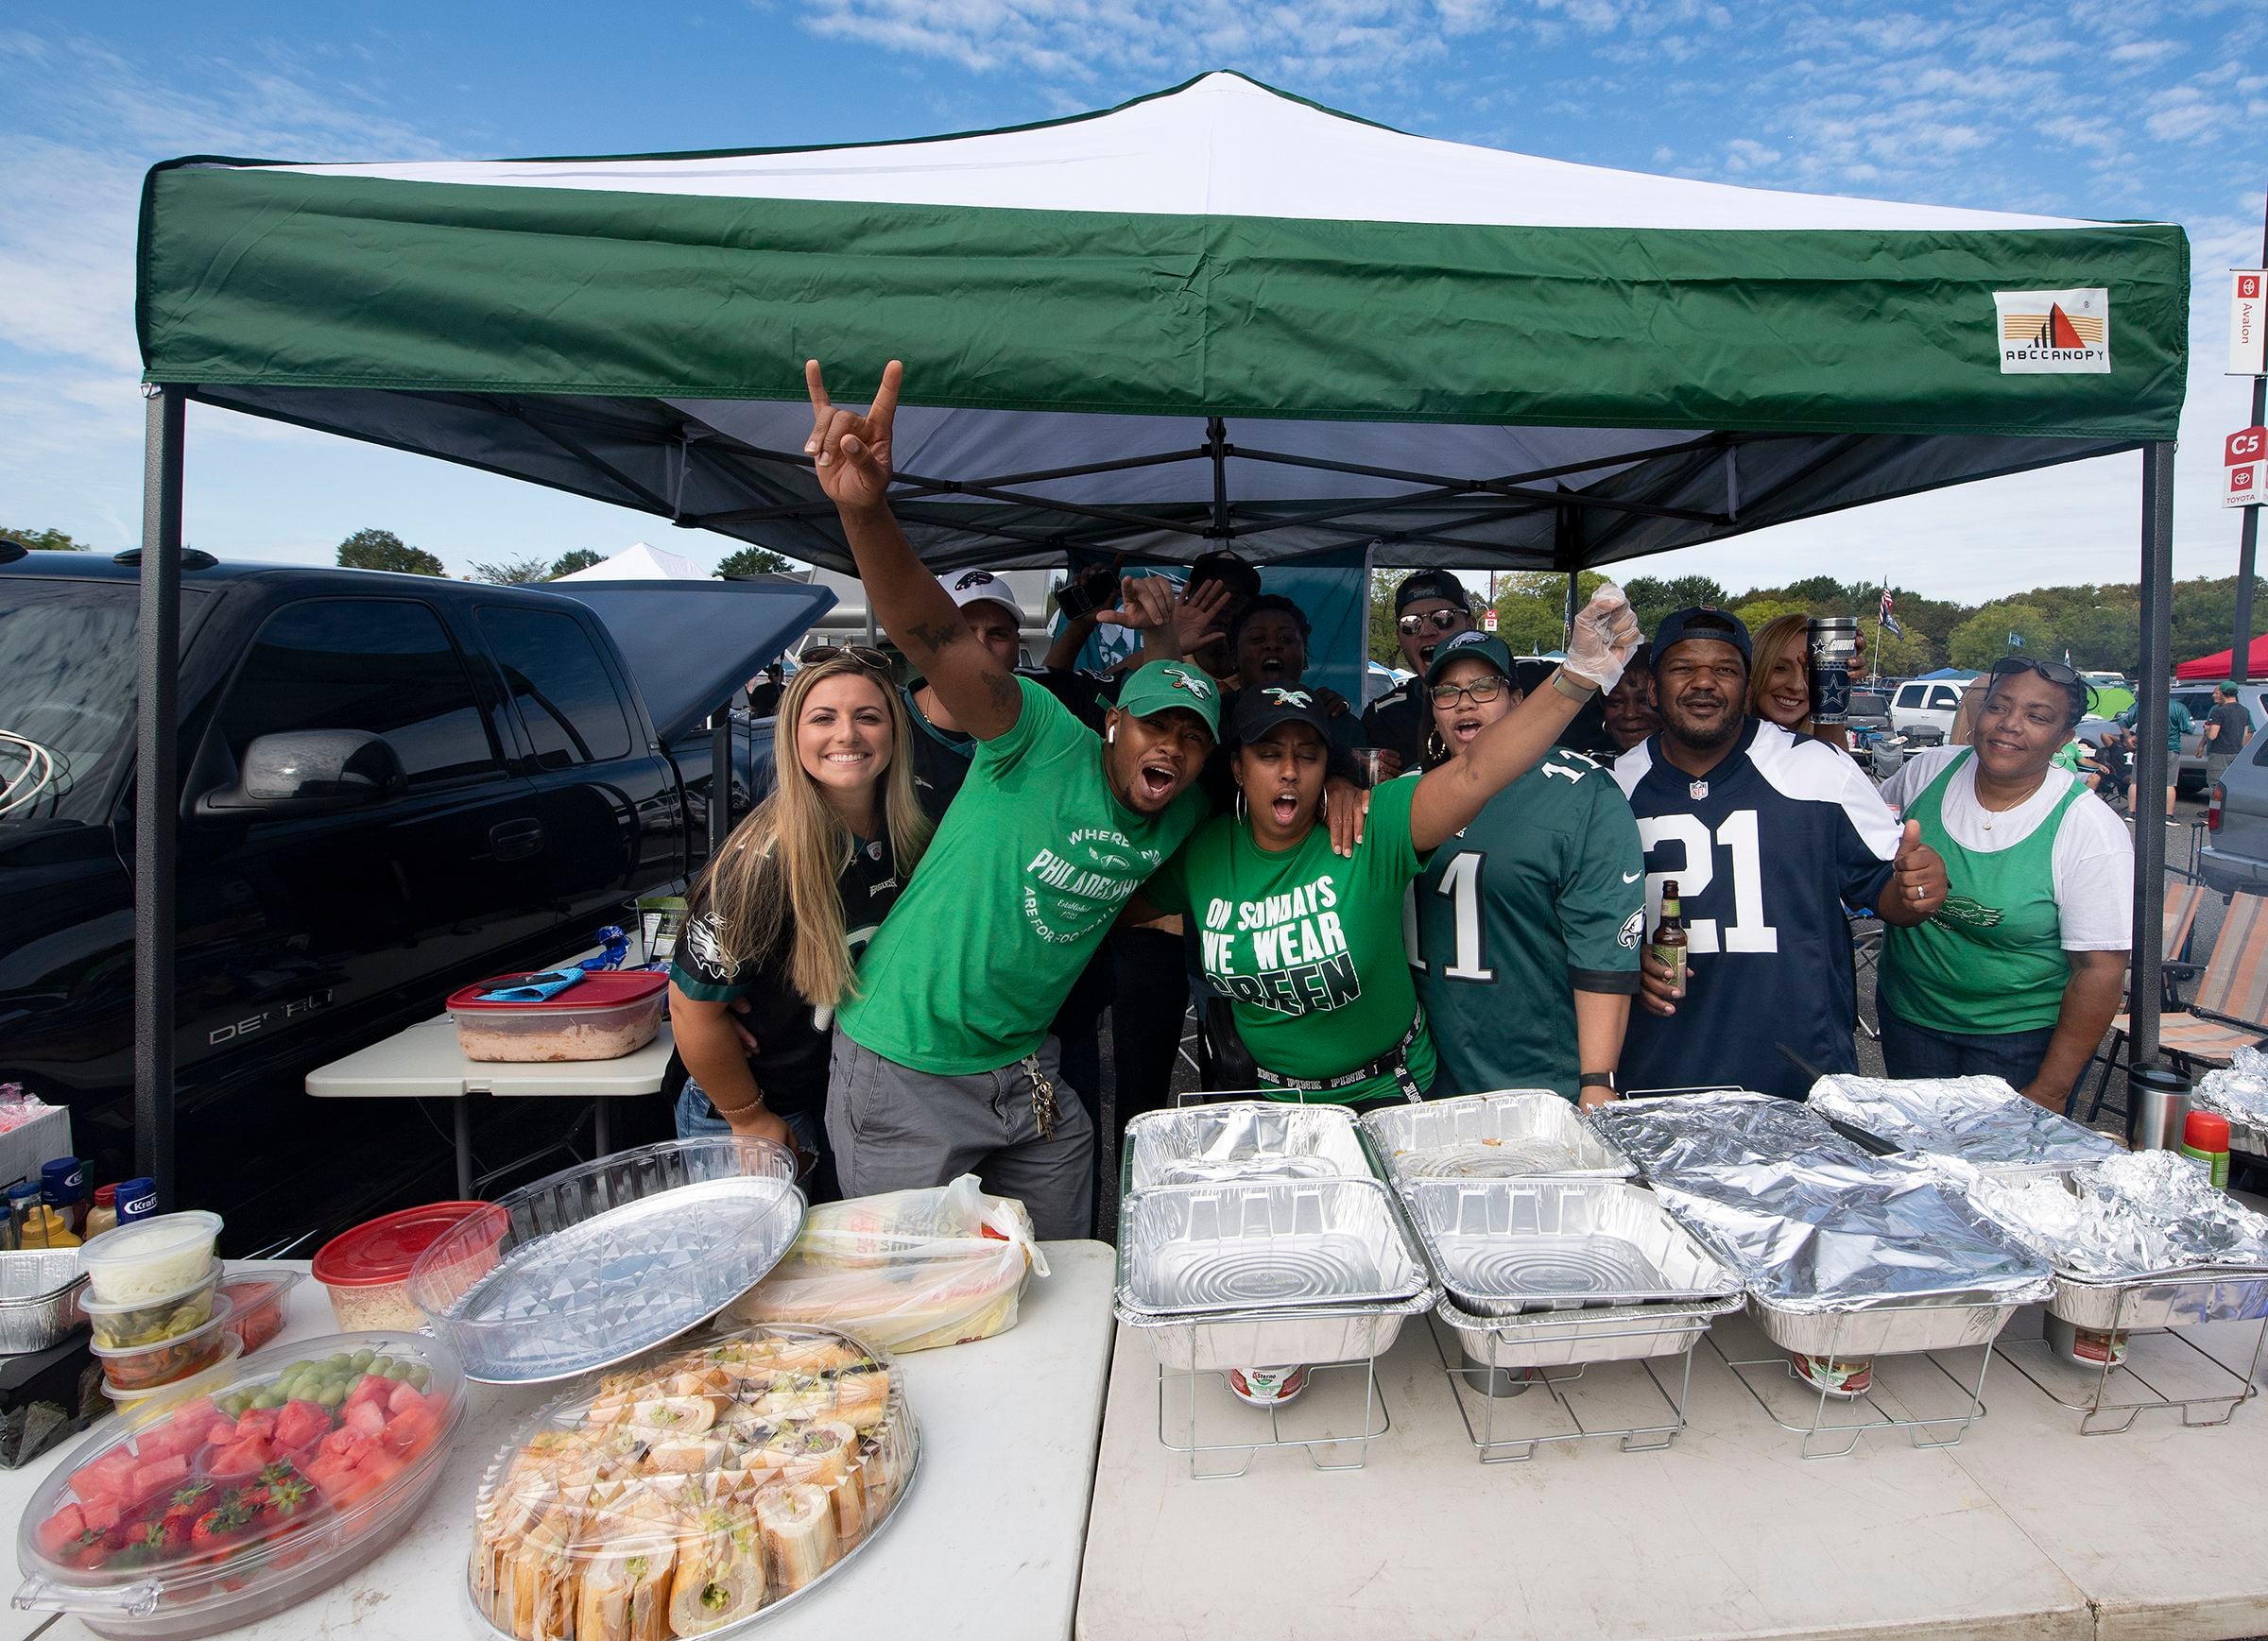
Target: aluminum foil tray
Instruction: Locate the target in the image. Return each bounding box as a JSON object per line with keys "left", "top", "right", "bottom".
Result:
{"left": 1402, "top": 1179, "right": 1743, "bottom": 1318}
{"left": 1123, "top": 1102, "right": 1373, "bottom": 1193}
{"left": 0, "top": 1250, "right": 85, "bottom": 1355}
{"left": 1116, "top": 1289, "right": 1436, "bottom": 1371}
{"left": 1747, "top": 1294, "right": 2025, "bottom": 1358}
{"left": 1591, "top": 1090, "right": 1871, "bottom": 1183}
{"left": 1808, "top": 1074, "right": 2121, "bottom": 1174}
{"left": 1436, "top": 1291, "right": 1741, "bottom": 1370}
{"left": 408, "top": 1137, "right": 804, "bottom": 1385}
{"left": 1117, "top": 1178, "right": 1429, "bottom": 1318}
{"left": 1362, "top": 1092, "right": 1636, "bottom": 1184}
{"left": 2049, "top": 1269, "right": 2268, "bottom": 1333}
{"left": 2192, "top": 1051, "right": 2268, "bottom": 1155}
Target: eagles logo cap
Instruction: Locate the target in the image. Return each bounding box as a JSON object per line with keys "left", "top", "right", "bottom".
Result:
{"left": 1423, "top": 629, "right": 1516, "bottom": 689}
{"left": 1117, "top": 660, "right": 1221, "bottom": 738}
{"left": 936, "top": 567, "right": 1027, "bottom": 626}
{"left": 1229, "top": 682, "right": 1335, "bottom": 745}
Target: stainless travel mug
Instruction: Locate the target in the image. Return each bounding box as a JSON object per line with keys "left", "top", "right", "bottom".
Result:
{"left": 2128, "top": 1064, "right": 2192, "bottom": 1153}
{"left": 1807, "top": 616, "right": 1860, "bottom": 726}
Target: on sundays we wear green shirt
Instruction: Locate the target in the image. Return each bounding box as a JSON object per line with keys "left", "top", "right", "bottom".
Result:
{"left": 1148, "top": 773, "right": 1436, "bottom": 1104}
{"left": 838, "top": 676, "right": 1205, "bottom": 1075}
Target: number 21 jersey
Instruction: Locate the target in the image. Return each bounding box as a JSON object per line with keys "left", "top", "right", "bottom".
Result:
{"left": 1612, "top": 719, "right": 1899, "bottom": 1099}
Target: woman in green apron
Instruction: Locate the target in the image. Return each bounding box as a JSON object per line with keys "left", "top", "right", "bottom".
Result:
{"left": 1875, "top": 658, "right": 2132, "bottom": 1112}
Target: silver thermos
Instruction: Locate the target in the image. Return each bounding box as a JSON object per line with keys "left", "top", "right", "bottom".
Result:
{"left": 2128, "top": 1064, "right": 2192, "bottom": 1153}
{"left": 1807, "top": 616, "right": 1860, "bottom": 726}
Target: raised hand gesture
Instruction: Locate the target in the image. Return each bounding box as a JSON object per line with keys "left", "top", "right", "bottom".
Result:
{"left": 1563, "top": 582, "right": 1643, "bottom": 692}
{"left": 804, "top": 358, "right": 902, "bottom": 513}
{"left": 1887, "top": 819, "right": 1949, "bottom": 920}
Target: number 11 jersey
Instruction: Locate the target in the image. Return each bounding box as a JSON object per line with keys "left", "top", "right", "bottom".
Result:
{"left": 1611, "top": 719, "right": 1899, "bottom": 1100}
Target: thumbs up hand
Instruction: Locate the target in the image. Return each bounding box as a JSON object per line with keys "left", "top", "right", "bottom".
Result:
{"left": 1886, "top": 819, "right": 1949, "bottom": 923}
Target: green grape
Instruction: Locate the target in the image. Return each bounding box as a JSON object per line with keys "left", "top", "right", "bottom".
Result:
{"left": 406, "top": 1365, "right": 431, "bottom": 1392}
{"left": 318, "top": 1384, "right": 346, "bottom": 1409}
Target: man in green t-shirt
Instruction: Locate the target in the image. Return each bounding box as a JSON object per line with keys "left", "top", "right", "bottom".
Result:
{"left": 804, "top": 360, "right": 1221, "bottom": 1238}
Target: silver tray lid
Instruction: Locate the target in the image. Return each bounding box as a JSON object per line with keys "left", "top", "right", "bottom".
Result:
{"left": 1958, "top": 1148, "right": 2268, "bottom": 1284}
{"left": 408, "top": 1137, "right": 804, "bottom": 1384}
{"left": 1116, "top": 1177, "right": 1430, "bottom": 1317}
{"left": 1362, "top": 1090, "right": 1635, "bottom": 1182}
{"left": 1807, "top": 1073, "right": 2121, "bottom": 1173}
{"left": 1123, "top": 1100, "right": 1372, "bottom": 1191}
{"left": 1402, "top": 1178, "right": 1744, "bottom": 1314}
{"left": 1591, "top": 1090, "right": 1871, "bottom": 1184}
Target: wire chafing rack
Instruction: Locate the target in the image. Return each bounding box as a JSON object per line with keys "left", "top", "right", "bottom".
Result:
{"left": 1997, "top": 1272, "right": 2268, "bottom": 1435}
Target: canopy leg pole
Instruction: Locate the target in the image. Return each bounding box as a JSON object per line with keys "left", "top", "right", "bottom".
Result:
{"left": 708, "top": 712, "right": 732, "bottom": 860}
{"left": 2130, "top": 440, "right": 2176, "bottom": 1073}
{"left": 2234, "top": 197, "right": 2268, "bottom": 686}
{"left": 134, "top": 385, "right": 185, "bottom": 1205}
{"left": 1563, "top": 573, "right": 1579, "bottom": 650}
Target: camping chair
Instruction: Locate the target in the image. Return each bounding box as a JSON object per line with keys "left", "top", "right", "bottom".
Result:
{"left": 2157, "top": 875, "right": 2209, "bottom": 1010}
{"left": 2085, "top": 886, "right": 2268, "bottom": 1125}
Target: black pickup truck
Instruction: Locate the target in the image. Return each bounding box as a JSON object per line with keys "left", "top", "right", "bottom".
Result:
{"left": 0, "top": 553, "right": 821, "bottom": 1246}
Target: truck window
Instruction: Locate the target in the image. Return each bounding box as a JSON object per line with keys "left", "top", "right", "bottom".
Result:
{"left": 0, "top": 578, "right": 142, "bottom": 826}
{"left": 1896, "top": 685, "right": 1924, "bottom": 709}
{"left": 478, "top": 607, "right": 633, "bottom": 768}
{"left": 1930, "top": 686, "right": 1962, "bottom": 710}
{"left": 216, "top": 599, "right": 499, "bottom": 785}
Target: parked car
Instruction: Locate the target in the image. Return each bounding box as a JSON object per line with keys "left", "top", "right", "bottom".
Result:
{"left": 1889, "top": 677, "right": 1970, "bottom": 744}
{"left": 0, "top": 553, "right": 817, "bottom": 1245}
{"left": 1843, "top": 690, "right": 1892, "bottom": 736}
{"left": 2197, "top": 693, "right": 2268, "bottom": 894}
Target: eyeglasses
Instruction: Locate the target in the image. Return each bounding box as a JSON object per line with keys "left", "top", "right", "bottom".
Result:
{"left": 1430, "top": 676, "right": 1506, "bottom": 707}
{"left": 801, "top": 643, "right": 892, "bottom": 671}
{"left": 1989, "top": 656, "right": 2080, "bottom": 688}
{"left": 1399, "top": 608, "right": 1469, "bottom": 636}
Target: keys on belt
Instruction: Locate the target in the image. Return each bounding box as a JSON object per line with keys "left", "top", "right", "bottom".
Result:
{"left": 1022, "top": 1055, "right": 1059, "bottom": 1139}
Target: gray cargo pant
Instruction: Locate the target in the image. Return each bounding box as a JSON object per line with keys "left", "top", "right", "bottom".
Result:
{"left": 827, "top": 1033, "right": 1095, "bottom": 1241}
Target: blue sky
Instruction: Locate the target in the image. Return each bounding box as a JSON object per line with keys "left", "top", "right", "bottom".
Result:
{"left": 1, "top": 1, "right": 2262, "bottom": 601}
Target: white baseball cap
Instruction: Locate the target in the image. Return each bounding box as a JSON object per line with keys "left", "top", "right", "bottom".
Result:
{"left": 936, "top": 568, "right": 1026, "bottom": 626}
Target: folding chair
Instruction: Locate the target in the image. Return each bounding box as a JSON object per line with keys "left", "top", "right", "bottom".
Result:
{"left": 2158, "top": 877, "right": 2209, "bottom": 1011}
{"left": 2086, "top": 887, "right": 2268, "bottom": 1125}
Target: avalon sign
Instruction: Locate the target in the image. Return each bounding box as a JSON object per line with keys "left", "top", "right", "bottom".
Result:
{"left": 2228, "top": 425, "right": 2267, "bottom": 510}
{"left": 2233, "top": 271, "right": 2267, "bottom": 377}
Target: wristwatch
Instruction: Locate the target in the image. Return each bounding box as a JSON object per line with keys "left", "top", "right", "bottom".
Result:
{"left": 1551, "top": 669, "right": 1599, "bottom": 702}
{"left": 1578, "top": 1072, "right": 1616, "bottom": 1092}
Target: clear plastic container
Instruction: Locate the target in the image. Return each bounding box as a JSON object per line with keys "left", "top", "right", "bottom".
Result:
{"left": 92, "top": 1300, "right": 237, "bottom": 1394}
{"left": 16, "top": 1329, "right": 467, "bottom": 1638}
{"left": 80, "top": 1265, "right": 223, "bottom": 1351}
{"left": 102, "top": 1337, "right": 244, "bottom": 1416}
{"left": 445, "top": 971, "right": 668, "bottom": 1063}
{"left": 468, "top": 1321, "right": 918, "bottom": 1639}
{"left": 78, "top": 1213, "right": 223, "bottom": 1307}
{"left": 311, "top": 1202, "right": 490, "bottom": 1333}
{"left": 215, "top": 1270, "right": 304, "bottom": 1357}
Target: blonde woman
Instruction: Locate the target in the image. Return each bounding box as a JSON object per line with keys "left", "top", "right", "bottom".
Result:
{"left": 667, "top": 647, "right": 934, "bottom": 1197}
{"left": 1746, "top": 612, "right": 1852, "bottom": 752}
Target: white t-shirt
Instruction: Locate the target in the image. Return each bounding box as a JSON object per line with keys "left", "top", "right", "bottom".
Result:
{"left": 1878, "top": 746, "right": 2132, "bottom": 950}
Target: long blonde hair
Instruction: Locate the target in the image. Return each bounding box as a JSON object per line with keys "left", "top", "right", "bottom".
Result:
{"left": 1746, "top": 612, "right": 1814, "bottom": 735}
{"left": 686, "top": 653, "right": 932, "bottom": 1009}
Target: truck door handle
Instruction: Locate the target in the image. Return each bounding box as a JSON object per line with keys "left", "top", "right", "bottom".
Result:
{"left": 490, "top": 818, "right": 545, "bottom": 862}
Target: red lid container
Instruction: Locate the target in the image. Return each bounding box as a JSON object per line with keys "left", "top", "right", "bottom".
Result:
{"left": 2184, "top": 1110, "right": 2232, "bottom": 1151}
{"left": 443, "top": 971, "right": 665, "bottom": 1012}
{"left": 314, "top": 1202, "right": 492, "bottom": 1288}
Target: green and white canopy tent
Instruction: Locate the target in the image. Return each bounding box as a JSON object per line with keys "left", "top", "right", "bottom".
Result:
{"left": 129, "top": 71, "right": 2188, "bottom": 1187}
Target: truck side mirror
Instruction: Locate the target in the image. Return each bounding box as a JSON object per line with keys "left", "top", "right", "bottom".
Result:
{"left": 202, "top": 730, "right": 407, "bottom": 815}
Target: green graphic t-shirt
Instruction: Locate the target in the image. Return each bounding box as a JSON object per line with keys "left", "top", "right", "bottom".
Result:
{"left": 839, "top": 677, "right": 1204, "bottom": 1074}
{"left": 1149, "top": 774, "right": 1435, "bottom": 1103}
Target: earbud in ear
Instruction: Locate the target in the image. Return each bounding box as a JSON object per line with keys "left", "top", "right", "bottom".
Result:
{"left": 1107, "top": 725, "right": 1117, "bottom": 744}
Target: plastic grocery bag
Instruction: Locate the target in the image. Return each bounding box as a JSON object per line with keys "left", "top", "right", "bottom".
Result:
{"left": 727, "top": 1175, "right": 1048, "bottom": 1352}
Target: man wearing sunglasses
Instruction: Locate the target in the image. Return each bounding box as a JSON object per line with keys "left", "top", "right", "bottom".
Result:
{"left": 1360, "top": 570, "right": 1478, "bottom": 772}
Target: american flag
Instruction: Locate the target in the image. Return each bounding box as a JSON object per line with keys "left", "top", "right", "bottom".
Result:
{"left": 1878, "top": 581, "right": 1904, "bottom": 639}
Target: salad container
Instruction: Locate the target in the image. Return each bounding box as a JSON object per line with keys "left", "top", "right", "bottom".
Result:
{"left": 446, "top": 971, "right": 668, "bottom": 1064}
{"left": 312, "top": 1202, "right": 490, "bottom": 1332}
{"left": 15, "top": 1329, "right": 466, "bottom": 1638}
{"left": 468, "top": 1321, "right": 918, "bottom": 1639}
{"left": 93, "top": 1300, "right": 237, "bottom": 1395}
{"left": 78, "top": 1214, "right": 223, "bottom": 1308}
{"left": 101, "top": 1339, "right": 244, "bottom": 1416}
{"left": 80, "top": 1266, "right": 222, "bottom": 1353}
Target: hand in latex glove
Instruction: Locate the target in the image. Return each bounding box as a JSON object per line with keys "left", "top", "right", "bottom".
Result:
{"left": 1563, "top": 583, "right": 1643, "bottom": 692}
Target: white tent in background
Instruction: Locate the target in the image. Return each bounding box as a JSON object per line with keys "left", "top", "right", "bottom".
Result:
{"left": 557, "top": 539, "right": 704, "bottom": 581}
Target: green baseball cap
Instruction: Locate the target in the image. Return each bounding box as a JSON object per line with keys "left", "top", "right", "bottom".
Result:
{"left": 1424, "top": 629, "right": 1517, "bottom": 689}
{"left": 1117, "top": 660, "right": 1222, "bottom": 738}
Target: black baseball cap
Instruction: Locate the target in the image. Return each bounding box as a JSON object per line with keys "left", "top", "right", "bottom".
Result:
{"left": 1652, "top": 607, "right": 1752, "bottom": 668}
{"left": 1188, "top": 550, "right": 1262, "bottom": 605}
{"left": 1394, "top": 569, "right": 1470, "bottom": 614}
{"left": 1231, "top": 684, "right": 1335, "bottom": 746}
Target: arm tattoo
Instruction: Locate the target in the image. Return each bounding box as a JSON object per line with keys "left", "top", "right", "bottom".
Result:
{"left": 984, "top": 669, "right": 1021, "bottom": 719}
{"left": 902, "top": 618, "right": 968, "bottom": 659}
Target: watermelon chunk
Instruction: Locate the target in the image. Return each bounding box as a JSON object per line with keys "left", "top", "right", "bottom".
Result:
{"left": 206, "top": 1437, "right": 277, "bottom": 1480}
{"left": 380, "top": 1405, "right": 436, "bottom": 1456}
{"left": 386, "top": 1381, "right": 426, "bottom": 1417}
{"left": 138, "top": 1400, "right": 220, "bottom": 1460}
{"left": 72, "top": 1451, "right": 140, "bottom": 1506}
{"left": 129, "top": 1455, "right": 191, "bottom": 1506}
{"left": 79, "top": 1497, "right": 122, "bottom": 1534}
{"left": 341, "top": 1399, "right": 386, "bottom": 1439}
{"left": 273, "top": 1400, "right": 330, "bottom": 1451}
{"left": 233, "top": 1409, "right": 279, "bottom": 1443}
{"left": 319, "top": 1427, "right": 375, "bottom": 1467}
{"left": 343, "top": 1375, "right": 394, "bottom": 1412}
{"left": 34, "top": 1505, "right": 86, "bottom": 1558}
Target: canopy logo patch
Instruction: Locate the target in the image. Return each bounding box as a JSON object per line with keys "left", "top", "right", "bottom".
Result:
{"left": 1994, "top": 288, "right": 2109, "bottom": 374}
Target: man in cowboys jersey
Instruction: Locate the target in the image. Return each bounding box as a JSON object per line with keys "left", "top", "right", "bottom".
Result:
{"left": 1612, "top": 608, "right": 1950, "bottom": 1099}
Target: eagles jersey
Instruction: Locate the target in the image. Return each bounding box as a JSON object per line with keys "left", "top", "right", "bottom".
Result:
{"left": 1361, "top": 681, "right": 1429, "bottom": 769}
{"left": 1408, "top": 749, "right": 1643, "bottom": 1101}
{"left": 1612, "top": 719, "right": 1899, "bottom": 1100}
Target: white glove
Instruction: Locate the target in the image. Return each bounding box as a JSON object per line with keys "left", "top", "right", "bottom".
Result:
{"left": 1563, "top": 582, "right": 1642, "bottom": 692}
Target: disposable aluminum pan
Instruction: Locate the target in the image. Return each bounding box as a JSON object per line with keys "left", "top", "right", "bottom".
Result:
{"left": 1117, "top": 1178, "right": 1429, "bottom": 1318}
{"left": 1747, "top": 1294, "right": 2026, "bottom": 1359}
{"left": 0, "top": 1250, "right": 85, "bottom": 1355}
{"left": 1401, "top": 1179, "right": 1744, "bottom": 1318}
{"left": 1115, "top": 1289, "right": 1438, "bottom": 1372}
{"left": 1807, "top": 1074, "right": 2121, "bottom": 1175}
{"left": 1123, "top": 1102, "right": 1373, "bottom": 1193}
{"left": 1435, "top": 1291, "right": 1743, "bottom": 1371}
{"left": 2049, "top": 1269, "right": 2268, "bottom": 1333}
{"left": 1361, "top": 1092, "right": 1636, "bottom": 1185}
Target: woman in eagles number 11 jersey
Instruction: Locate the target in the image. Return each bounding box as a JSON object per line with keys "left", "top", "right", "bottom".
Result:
{"left": 1132, "top": 588, "right": 1642, "bottom": 1109}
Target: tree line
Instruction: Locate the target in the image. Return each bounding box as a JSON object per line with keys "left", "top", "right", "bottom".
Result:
{"left": 1366, "top": 567, "right": 2254, "bottom": 679}
{"left": 2, "top": 524, "right": 791, "bottom": 582}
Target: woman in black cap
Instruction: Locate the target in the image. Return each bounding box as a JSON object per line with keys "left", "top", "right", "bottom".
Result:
{"left": 1133, "top": 587, "right": 1641, "bottom": 1107}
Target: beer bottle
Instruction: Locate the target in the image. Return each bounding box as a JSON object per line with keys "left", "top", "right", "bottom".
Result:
{"left": 1651, "top": 880, "right": 1689, "bottom": 996}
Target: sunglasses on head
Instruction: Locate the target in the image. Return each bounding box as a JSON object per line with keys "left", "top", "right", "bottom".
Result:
{"left": 1989, "top": 656, "right": 2080, "bottom": 688}
{"left": 1430, "top": 675, "right": 1506, "bottom": 707}
{"left": 801, "top": 643, "right": 892, "bottom": 671}
{"left": 1399, "top": 608, "right": 1469, "bottom": 636}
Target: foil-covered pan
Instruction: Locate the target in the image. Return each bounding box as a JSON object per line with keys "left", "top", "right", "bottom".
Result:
{"left": 1747, "top": 1295, "right": 2026, "bottom": 1359}
{"left": 1361, "top": 1092, "right": 1636, "bottom": 1184}
{"left": 0, "top": 1250, "right": 85, "bottom": 1355}
{"left": 1807, "top": 1074, "right": 2120, "bottom": 1175}
{"left": 1115, "top": 1291, "right": 1438, "bottom": 1371}
{"left": 1123, "top": 1102, "right": 1372, "bottom": 1193}
{"left": 1435, "top": 1291, "right": 1742, "bottom": 1370}
{"left": 1401, "top": 1179, "right": 1743, "bottom": 1317}
{"left": 2048, "top": 1270, "right": 2268, "bottom": 1333}
{"left": 2194, "top": 1049, "right": 2268, "bottom": 1155}
{"left": 1591, "top": 1090, "right": 1871, "bottom": 1183}
{"left": 1117, "top": 1178, "right": 1430, "bottom": 1318}
{"left": 1959, "top": 1150, "right": 2268, "bottom": 1288}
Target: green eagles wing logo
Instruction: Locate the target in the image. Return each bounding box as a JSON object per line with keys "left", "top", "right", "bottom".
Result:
{"left": 1263, "top": 688, "right": 1314, "bottom": 708}
{"left": 1935, "top": 894, "right": 2002, "bottom": 930}
{"left": 1161, "top": 664, "right": 1214, "bottom": 700}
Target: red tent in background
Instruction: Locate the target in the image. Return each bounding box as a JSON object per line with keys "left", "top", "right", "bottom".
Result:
{"left": 2175, "top": 637, "right": 2268, "bottom": 681}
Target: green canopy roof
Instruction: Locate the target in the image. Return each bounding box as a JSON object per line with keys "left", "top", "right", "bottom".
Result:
{"left": 138, "top": 72, "right": 2188, "bottom": 573}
